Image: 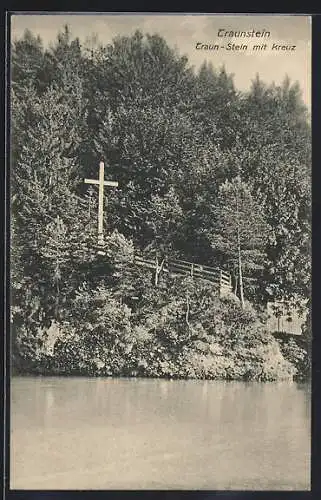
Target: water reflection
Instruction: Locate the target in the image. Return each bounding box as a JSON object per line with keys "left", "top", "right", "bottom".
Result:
{"left": 11, "top": 377, "right": 311, "bottom": 490}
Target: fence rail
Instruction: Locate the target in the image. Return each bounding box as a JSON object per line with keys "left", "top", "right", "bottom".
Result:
{"left": 134, "top": 255, "right": 232, "bottom": 294}
{"left": 133, "top": 257, "right": 306, "bottom": 336}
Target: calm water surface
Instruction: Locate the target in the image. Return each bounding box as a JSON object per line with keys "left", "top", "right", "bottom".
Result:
{"left": 10, "top": 376, "right": 311, "bottom": 490}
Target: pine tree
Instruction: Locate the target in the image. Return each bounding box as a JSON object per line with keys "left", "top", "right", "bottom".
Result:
{"left": 11, "top": 78, "right": 87, "bottom": 331}
{"left": 40, "top": 24, "right": 84, "bottom": 94}
{"left": 235, "top": 75, "right": 311, "bottom": 304}
{"left": 194, "top": 63, "right": 240, "bottom": 149}
{"left": 11, "top": 29, "right": 44, "bottom": 95}
{"left": 210, "top": 176, "right": 269, "bottom": 306}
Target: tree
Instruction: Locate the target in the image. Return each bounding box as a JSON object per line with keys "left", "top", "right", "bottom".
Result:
{"left": 234, "top": 75, "right": 311, "bottom": 304}
{"left": 38, "top": 24, "right": 84, "bottom": 94}
{"left": 11, "top": 25, "right": 311, "bottom": 380}
{"left": 144, "top": 186, "right": 183, "bottom": 260}
{"left": 193, "top": 63, "right": 240, "bottom": 149}
{"left": 11, "top": 29, "right": 44, "bottom": 95}
{"left": 210, "top": 176, "right": 269, "bottom": 307}
{"left": 11, "top": 77, "right": 89, "bottom": 349}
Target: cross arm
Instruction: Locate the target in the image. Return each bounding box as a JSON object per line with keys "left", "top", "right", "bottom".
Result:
{"left": 84, "top": 179, "right": 119, "bottom": 187}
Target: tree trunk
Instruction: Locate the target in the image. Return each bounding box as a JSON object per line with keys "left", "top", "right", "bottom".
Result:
{"left": 237, "top": 226, "right": 245, "bottom": 308}
{"left": 234, "top": 274, "right": 238, "bottom": 296}
{"left": 236, "top": 186, "right": 245, "bottom": 309}
{"left": 154, "top": 257, "right": 159, "bottom": 286}
{"left": 155, "top": 257, "right": 165, "bottom": 286}
{"left": 185, "top": 294, "right": 190, "bottom": 327}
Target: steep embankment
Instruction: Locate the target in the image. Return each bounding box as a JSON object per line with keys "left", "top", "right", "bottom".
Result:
{"left": 13, "top": 283, "right": 306, "bottom": 381}
{"left": 273, "top": 333, "right": 311, "bottom": 381}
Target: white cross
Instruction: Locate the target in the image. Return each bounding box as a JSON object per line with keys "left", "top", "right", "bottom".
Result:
{"left": 84, "top": 160, "right": 118, "bottom": 247}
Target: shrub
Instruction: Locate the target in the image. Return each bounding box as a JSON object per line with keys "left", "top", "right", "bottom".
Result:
{"left": 13, "top": 270, "right": 297, "bottom": 381}
{"left": 46, "top": 285, "right": 133, "bottom": 375}
{"left": 275, "top": 335, "right": 311, "bottom": 381}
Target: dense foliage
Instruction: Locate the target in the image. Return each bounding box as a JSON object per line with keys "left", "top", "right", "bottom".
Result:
{"left": 11, "top": 26, "right": 311, "bottom": 380}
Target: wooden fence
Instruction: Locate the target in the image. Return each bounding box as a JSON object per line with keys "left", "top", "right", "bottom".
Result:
{"left": 133, "top": 257, "right": 307, "bottom": 336}
{"left": 134, "top": 255, "right": 232, "bottom": 295}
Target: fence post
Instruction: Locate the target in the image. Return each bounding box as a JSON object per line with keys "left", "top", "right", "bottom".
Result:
{"left": 191, "top": 263, "right": 194, "bottom": 277}
{"left": 155, "top": 256, "right": 159, "bottom": 286}
{"left": 219, "top": 269, "right": 222, "bottom": 297}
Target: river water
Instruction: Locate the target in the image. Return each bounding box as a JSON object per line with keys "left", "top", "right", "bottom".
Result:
{"left": 10, "top": 376, "right": 311, "bottom": 490}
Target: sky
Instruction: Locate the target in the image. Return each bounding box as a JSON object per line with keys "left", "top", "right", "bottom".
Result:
{"left": 11, "top": 13, "right": 311, "bottom": 107}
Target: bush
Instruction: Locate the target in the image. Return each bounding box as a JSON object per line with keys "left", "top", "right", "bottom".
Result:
{"left": 40, "top": 285, "right": 133, "bottom": 375}
{"left": 275, "top": 335, "right": 311, "bottom": 381}
{"left": 125, "top": 281, "right": 296, "bottom": 381}
{"left": 13, "top": 274, "right": 297, "bottom": 382}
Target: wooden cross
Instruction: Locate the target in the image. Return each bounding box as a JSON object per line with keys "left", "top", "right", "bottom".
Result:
{"left": 84, "top": 159, "right": 118, "bottom": 247}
